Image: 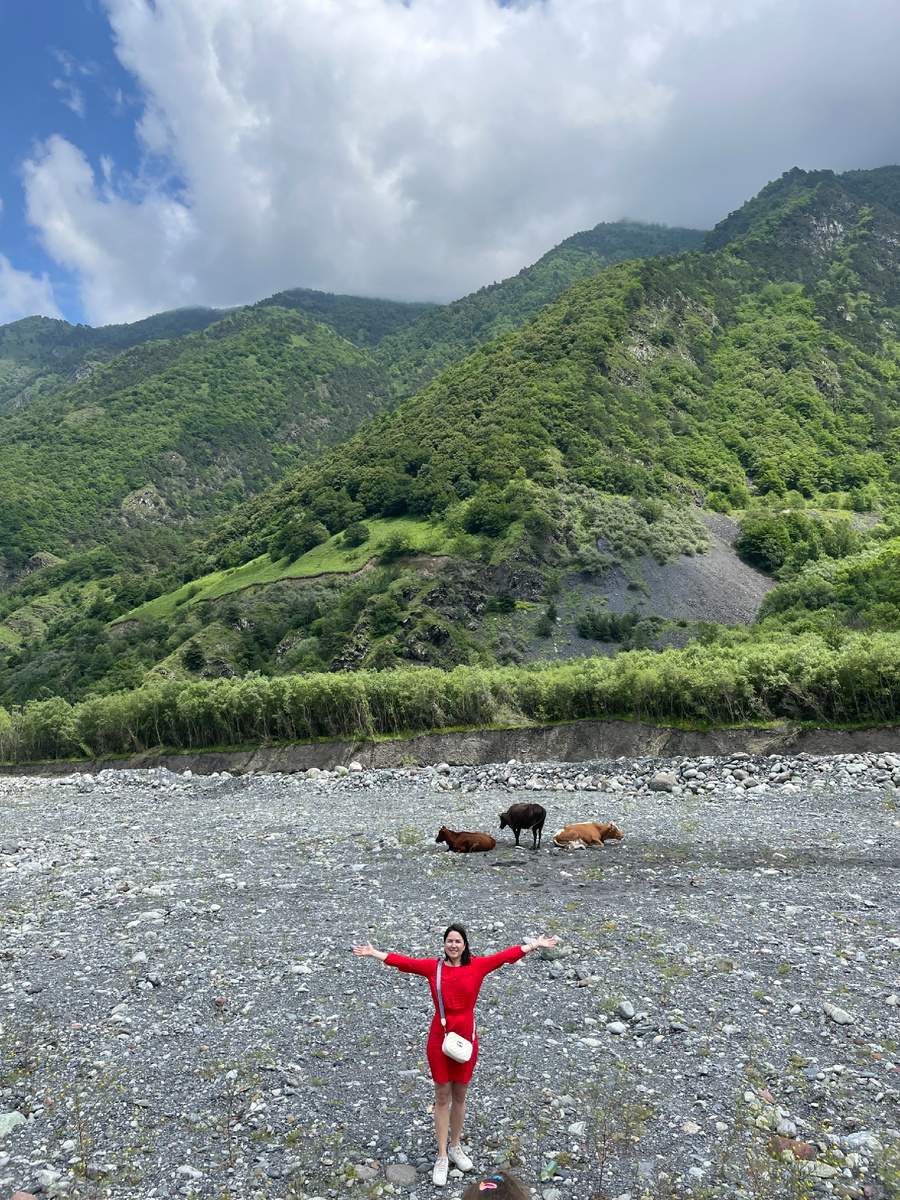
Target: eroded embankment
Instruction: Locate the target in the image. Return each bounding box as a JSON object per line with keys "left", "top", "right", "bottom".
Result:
{"left": 5, "top": 717, "right": 900, "bottom": 777}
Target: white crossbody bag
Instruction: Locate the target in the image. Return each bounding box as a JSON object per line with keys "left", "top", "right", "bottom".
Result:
{"left": 436, "top": 959, "right": 473, "bottom": 1064}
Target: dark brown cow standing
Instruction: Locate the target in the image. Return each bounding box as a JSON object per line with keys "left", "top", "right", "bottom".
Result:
{"left": 498, "top": 802, "right": 547, "bottom": 850}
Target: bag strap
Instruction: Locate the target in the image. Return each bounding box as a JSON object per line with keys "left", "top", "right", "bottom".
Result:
{"left": 436, "top": 959, "right": 447, "bottom": 1030}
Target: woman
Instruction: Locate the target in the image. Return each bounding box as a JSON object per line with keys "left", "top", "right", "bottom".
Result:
{"left": 352, "top": 923, "right": 557, "bottom": 1187}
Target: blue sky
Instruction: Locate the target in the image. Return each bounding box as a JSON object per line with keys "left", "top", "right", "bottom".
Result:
{"left": 1, "top": 0, "right": 899, "bottom": 328}
{"left": 0, "top": 0, "right": 142, "bottom": 322}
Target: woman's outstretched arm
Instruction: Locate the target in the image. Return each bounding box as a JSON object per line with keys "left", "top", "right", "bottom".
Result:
{"left": 352, "top": 941, "right": 388, "bottom": 963}
{"left": 477, "top": 933, "right": 559, "bottom": 975}
{"left": 351, "top": 942, "right": 436, "bottom": 975}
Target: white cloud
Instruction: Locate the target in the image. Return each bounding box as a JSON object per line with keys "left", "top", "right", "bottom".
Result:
{"left": 19, "top": 0, "right": 899, "bottom": 324}
{"left": 0, "top": 253, "right": 62, "bottom": 324}
{"left": 51, "top": 49, "right": 95, "bottom": 118}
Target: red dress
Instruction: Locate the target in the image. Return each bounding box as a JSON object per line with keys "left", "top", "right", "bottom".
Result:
{"left": 384, "top": 946, "right": 526, "bottom": 1084}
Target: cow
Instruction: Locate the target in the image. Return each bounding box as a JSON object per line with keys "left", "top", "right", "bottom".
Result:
{"left": 435, "top": 826, "right": 496, "bottom": 853}
{"left": 552, "top": 821, "right": 623, "bottom": 850}
{"left": 499, "top": 802, "right": 547, "bottom": 850}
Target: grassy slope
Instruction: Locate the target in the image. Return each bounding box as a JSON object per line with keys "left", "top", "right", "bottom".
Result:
{"left": 116, "top": 517, "right": 450, "bottom": 623}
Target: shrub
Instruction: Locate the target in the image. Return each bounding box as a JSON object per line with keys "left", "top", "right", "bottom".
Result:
{"left": 7, "top": 633, "right": 900, "bottom": 763}
{"left": 270, "top": 520, "right": 329, "bottom": 561}
{"left": 343, "top": 521, "right": 370, "bottom": 547}
{"left": 369, "top": 595, "right": 405, "bottom": 637}
{"left": 379, "top": 534, "right": 414, "bottom": 562}
{"left": 181, "top": 642, "right": 207, "bottom": 672}
{"left": 486, "top": 591, "right": 517, "bottom": 614}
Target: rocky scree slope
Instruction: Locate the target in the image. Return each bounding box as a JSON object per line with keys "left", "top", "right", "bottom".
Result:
{"left": 0, "top": 750, "right": 898, "bottom": 1199}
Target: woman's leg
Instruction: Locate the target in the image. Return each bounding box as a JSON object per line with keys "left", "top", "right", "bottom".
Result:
{"left": 448, "top": 1081, "right": 468, "bottom": 1148}
{"left": 433, "top": 1083, "right": 452, "bottom": 1157}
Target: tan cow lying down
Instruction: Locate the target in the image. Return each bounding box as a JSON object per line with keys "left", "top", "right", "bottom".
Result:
{"left": 553, "top": 822, "right": 623, "bottom": 850}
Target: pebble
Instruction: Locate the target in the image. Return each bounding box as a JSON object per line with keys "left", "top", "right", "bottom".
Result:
{"left": 823, "top": 1002, "right": 855, "bottom": 1025}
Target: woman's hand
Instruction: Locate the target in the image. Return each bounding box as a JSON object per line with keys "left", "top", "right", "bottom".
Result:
{"left": 527, "top": 934, "right": 558, "bottom": 952}
{"left": 352, "top": 941, "right": 387, "bottom": 961}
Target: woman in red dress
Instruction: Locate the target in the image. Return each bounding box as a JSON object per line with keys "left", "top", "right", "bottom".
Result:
{"left": 352, "top": 923, "right": 557, "bottom": 1187}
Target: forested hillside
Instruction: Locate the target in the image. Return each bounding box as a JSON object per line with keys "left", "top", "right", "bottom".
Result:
{"left": 0, "top": 307, "right": 226, "bottom": 413}
{"left": 374, "top": 220, "right": 706, "bottom": 396}
{"left": 0, "top": 306, "right": 394, "bottom": 569}
{"left": 220, "top": 166, "right": 900, "bottom": 551}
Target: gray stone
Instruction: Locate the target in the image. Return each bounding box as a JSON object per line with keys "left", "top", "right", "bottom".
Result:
{"left": 354, "top": 1165, "right": 379, "bottom": 1182}
{"left": 614, "top": 1000, "right": 635, "bottom": 1020}
{"left": 386, "top": 1163, "right": 418, "bottom": 1185}
{"left": 0, "top": 1111, "right": 26, "bottom": 1138}
{"left": 823, "top": 1002, "right": 854, "bottom": 1025}
{"left": 607, "top": 1021, "right": 627, "bottom": 1035}
{"left": 844, "top": 1131, "right": 883, "bottom": 1154}
{"left": 648, "top": 772, "right": 678, "bottom": 792}
{"left": 539, "top": 945, "right": 573, "bottom": 961}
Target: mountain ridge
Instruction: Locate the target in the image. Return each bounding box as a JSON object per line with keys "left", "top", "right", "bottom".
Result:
{"left": 4, "top": 171, "right": 900, "bottom": 706}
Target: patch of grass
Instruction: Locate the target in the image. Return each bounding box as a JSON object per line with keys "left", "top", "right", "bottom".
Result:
{"left": 115, "top": 517, "right": 452, "bottom": 623}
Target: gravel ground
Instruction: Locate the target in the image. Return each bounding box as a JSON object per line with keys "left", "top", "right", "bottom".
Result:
{"left": 1, "top": 751, "right": 899, "bottom": 1200}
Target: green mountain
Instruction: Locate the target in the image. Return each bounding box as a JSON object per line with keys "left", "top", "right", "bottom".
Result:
{"left": 0, "top": 307, "right": 227, "bottom": 413}
{"left": 221, "top": 167, "right": 900, "bottom": 545}
{"left": 0, "top": 219, "right": 703, "bottom": 576}
{"left": 374, "top": 220, "right": 706, "bottom": 396}
{"left": 0, "top": 306, "right": 394, "bottom": 570}
{"left": 0, "top": 215, "right": 710, "bottom": 702}
{"left": 251, "top": 288, "right": 435, "bottom": 345}
{"left": 177, "top": 165, "right": 900, "bottom": 678}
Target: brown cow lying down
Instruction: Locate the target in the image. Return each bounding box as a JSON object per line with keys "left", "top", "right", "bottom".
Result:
{"left": 553, "top": 822, "right": 623, "bottom": 850}
{"left": 436, "top": 826, "right": 496, "bottom": 853}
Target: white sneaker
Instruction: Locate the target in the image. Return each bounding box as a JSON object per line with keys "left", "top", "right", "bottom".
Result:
{"left": 448, "top": 1145, "right": 473, "bottom": 1172}
{"left": 432, "top": 1156, "right": 449, "bottom": 1187}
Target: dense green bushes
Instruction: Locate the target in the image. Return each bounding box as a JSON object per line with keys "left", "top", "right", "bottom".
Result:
{"left": 735, "top": 510, "right": 863, "bottom": 575}
{"left": 4, "top": 632, "right": 900, "bottom": 763}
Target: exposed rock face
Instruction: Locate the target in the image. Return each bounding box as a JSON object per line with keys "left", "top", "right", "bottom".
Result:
{"left": 0, "top": 551, "right": 64, "bottom": 596}
{"left": 120, "top": 484, "right": 170, "bottom": 523}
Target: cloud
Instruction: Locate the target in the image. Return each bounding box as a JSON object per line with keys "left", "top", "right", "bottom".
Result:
{"left": 0, "top": 253, "right": 62, "bottom": 324}
{"left": 19, "top": 0, "right": 900, "bottom": 325}
{"left": 51, "top": 50, "right": 96, "bottom": 118}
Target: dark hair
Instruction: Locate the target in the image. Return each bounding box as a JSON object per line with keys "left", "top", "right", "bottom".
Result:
{"left": 461, "top": 1169, "right": 529, "bottom": 1199}
{"left": 443, "top": 922, "right": 472, "bottom": 966}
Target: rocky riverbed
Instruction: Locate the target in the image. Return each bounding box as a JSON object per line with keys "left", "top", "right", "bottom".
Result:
{"left": 0, "top": 751, "right": 899, "bottom": 1200}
